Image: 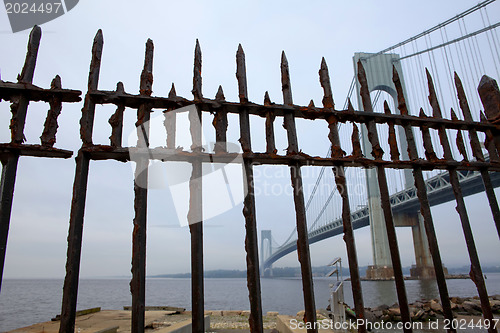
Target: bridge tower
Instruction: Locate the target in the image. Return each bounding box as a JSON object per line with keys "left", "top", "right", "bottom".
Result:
{"left": 260, "top": 230, "right": 273, "bottom": 277}
{"left": 353, "top": 52, "right": 434, "bottom": 279}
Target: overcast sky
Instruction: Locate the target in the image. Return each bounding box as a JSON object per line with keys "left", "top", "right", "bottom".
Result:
{"left": 1, "top": 0, "right": 500, "bottom": 279}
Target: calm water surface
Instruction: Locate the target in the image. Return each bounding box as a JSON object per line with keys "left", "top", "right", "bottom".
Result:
{"left": 1, "top": 274, "right": 499, "bottom": 331}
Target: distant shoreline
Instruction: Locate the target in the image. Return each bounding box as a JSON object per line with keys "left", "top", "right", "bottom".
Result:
{"left": 151, "top": 265, "right": 500, "bottom": 279}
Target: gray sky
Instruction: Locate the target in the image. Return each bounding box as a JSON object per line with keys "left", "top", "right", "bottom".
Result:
{"left": 1, "top": 0, "right": 500, "bottom": 278}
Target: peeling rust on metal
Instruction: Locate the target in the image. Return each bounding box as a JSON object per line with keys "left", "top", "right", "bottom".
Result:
{"left": 264, "top": 92, "right": 277, "bottom": 155}
{"left": 192, "top": 39, "right": 202, "bottom": 101}
{"left": 59, "top": 29, "right": 104, "bottom": 333}
{"left": 455, "top": 73, "right": 484, "bottom": 161}
{"left": 281, "top": 51, "right": 316, "bottom": 333}
{"left": 237, "top": 45, "right": 252, "bottom": 153}
{"left": 80, "top": 30, "right": 103, "bottom": 146}
{"left": 357, "top": 61, "right": 384, "bottom": 160}
{"left": 478, "top": 75, "right": 500, "bottom": 125}
{"left": 40, "top": 75, "right": 63, "bottom": 147}
{"left": 213, "top": 85, "right": 228, "bottom": 154}
{"left": 130, "top": 38, "right": 154, "bottom": 333}
{"left": 108, "top": 82, "right": 125, "bottom": 148}
{"left": 359, "top": 62, "right": 412, "bottom": 333}
{"left": 351, "top": 123, "right": 363, "bottom": 158}
{"left": 480, "top": 111, "right": 500, "bottom": 162}
{"left": 320, "top": 58, "right": 365, "bottom": 332}
{"left": 384, "top": 101, "right": 400, "bottom": 161}
{"left": 419, "top": 108, "right": 438, "bottom": 162}
{"left": 235, "top": 44, "right": 264, "bottom": 333}
{"left": 451, "top": 109, "right": 468, "bottom": 161}
{"left": 188, "top": 44, "right": 205, "bottom": 333}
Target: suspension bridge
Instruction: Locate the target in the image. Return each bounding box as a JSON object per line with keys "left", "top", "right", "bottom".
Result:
{"left": 261, "top": 0, "right": 500, "bottom": 278}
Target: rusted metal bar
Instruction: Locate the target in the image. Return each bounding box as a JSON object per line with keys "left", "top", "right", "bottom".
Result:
{"left": 264, "top": 92, "right": 277, "bottom": 154}
{"left": 478, "top": 75, "right": 500, "bottom": 125}
{"left": 40, "top": 75, "right": 63, "bottom": 147}
{"left": 426, "top": 70, "right": 495, "bottom": 333}
{"left": 0, "top": 81, "right": 81, "bottom": 103}
{"left": 89, "top": 89, "right": 500, "bottom": 134}
{"left": 455, "top": 74, "right": 484, "bottom": 161}
{"left": 190, "top": 39, "right": 204, "bottom": 333}
{"left": 450, "top": 109, "right": 468, "bottom": 161}
{"left": 0, "top": 25, "right": 41, "bottom": 293}
{"left": 164, "top": 84, "right": 177, "bottom": 149}
{"left": 393, "top": 66, "right": 455, "bottom": 333}
{"left": 81, "top": 145, "right": 500, "bottom": 172}
{"left": 357, "top": 61, "right": 412, "bottom": 332}
{"left": 320, "top": 58, "right": 366, "bottom": 333}
{"left": 59, "top": 29, "right": 103, "bottom": 333}
{"left": 0, "top": 144, "right": 72, "bottom": 159}
{"left": 108, "top": 82, "right": 125, "bottom": 148}
{"left": 281, "top": 51, "right": 317, "bottom": 332}
{"left": 475, "top": 76, "right": 500, "bottom": 239}
{"left": 350, "top": 105, "right": 364, "bottom": 159}
{"left": 10, "top": 26, "right": 41, "bottom": 144}
{"left": 480, "top": 112, "right": 500, "bottom": 162}
{"left": 418, "top": 109, "right": 438, "bottom": 162}
{"left": 236, "top": 44, "right": 264, "bottom": 333}
{"left": 384, "top": 101, "right": 400, "bottom": 161}
{"left": 479, "top": 76, "right": 500, "bottom": 156}
{"left": 0, "top": 154, "right": 19, "bottom": 293}
{"left": 130, "top": 39, "right": 154, "bottom": 333}
{"left": 213, "top": 85, "right": 227, "bottom": 154}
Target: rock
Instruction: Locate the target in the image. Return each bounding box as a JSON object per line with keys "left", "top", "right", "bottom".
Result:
{"left": 381, "top": 314, "right": 391, "bottom": 321}
{"left": 267, "top": 311, "right": 279, "bottom": 317}
{"left": 374, "top": 304, "right": 390, "bottom": 312}
{"left": 388, "top": 307, "right": 401, "bottom": 316}
{"left": 364, "top": 309, "right": 379, "bottom": 323}
{"left": 413, "top": 309, "right": 425, "bottom": 320}
{"left": 429, "top": 300, "right": 443, "bottom": 313}
{"left": 463, "top": 300, "right": 481, "bottom": 313}
{"left": 428, "top": 310, "right": 436, "bottom": 317}
{"left": 296, "top": 310, "right": 305, "bottom": 318}
{"left": 241, "top": 310, "right": 251, "bottom": 316}
{"left": 450, "top": 302, "right": 458, "bottom": 310}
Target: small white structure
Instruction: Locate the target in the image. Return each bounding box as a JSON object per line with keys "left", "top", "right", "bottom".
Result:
{"left": 327, "top": 257, "right": 345, "bottom": 330}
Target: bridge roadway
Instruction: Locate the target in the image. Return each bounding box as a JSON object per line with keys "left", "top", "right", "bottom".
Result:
{"left": 263, "top": 169, "right": 500, "bottom": 269}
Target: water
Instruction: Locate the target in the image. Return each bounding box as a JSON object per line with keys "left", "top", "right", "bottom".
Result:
{"left": 1, "top": 274, "right": 500, "bottom": 332}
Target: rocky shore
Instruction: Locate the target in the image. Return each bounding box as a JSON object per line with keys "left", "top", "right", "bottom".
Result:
{"left": 359, "top": 295, "right": 500, "bottom": 322}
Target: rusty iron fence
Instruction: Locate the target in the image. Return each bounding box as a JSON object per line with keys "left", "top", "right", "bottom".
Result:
{"left": 1, "top": 26, "right": 500, "bottom": 333}
{"left": 0, "top": 26, "right": 81, "bottom": 292}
